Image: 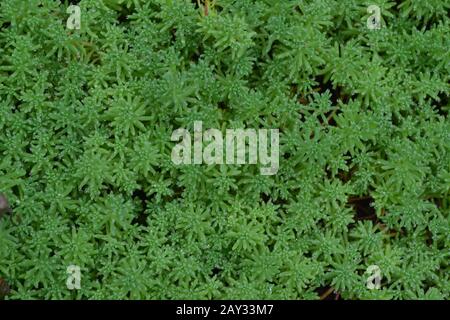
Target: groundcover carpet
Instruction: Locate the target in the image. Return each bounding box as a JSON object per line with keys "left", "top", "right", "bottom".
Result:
{"left": 0, "top": 0, "right": 448, "bottom": 300}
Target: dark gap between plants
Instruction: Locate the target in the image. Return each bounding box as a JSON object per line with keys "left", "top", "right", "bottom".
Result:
{"left": 347, "top": 195, "right": 377, "bottom": 223}
{"left": 131, "top": 189, "right": 149, "bottom": 227}
{"left": 0, "top": 277, "right": 11, "bottom": 300}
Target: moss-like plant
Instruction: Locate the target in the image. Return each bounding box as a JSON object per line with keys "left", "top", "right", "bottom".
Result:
{"left": 0, "top": 0, "right": 448, "bottom": 300}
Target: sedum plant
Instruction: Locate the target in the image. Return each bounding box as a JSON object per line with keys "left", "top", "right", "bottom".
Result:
{"left": 0, "top": 0, "right": 449, "bottom": 300}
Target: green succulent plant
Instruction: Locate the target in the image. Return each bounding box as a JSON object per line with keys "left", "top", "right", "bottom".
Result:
{"left": 0, "top": 0, "right": 448, "bottom": 300}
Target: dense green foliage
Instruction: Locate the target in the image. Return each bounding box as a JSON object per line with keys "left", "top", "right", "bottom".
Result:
{"left": 0, "top": 0, "right": 449, "bottom": 300}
